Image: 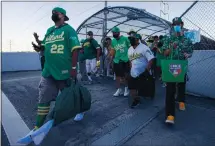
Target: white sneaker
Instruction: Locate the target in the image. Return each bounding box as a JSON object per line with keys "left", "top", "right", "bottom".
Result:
{"left": 87, "top": 75, "right": 93, "bottom": 82}
{"left": 162, "top": 83, "right": 166, "bottom": 87}
{"left": 113, "top": 88, "right": 123, "bottom": 96}
{"left": 74, "top": 113, "right": 84, "bottom": 121}
{"left": 124, "top": 87, "right": 130, "bottom": 96}
{"left": 96, "top": 73, "right": 100, "bottom": 77}
{"left": 113, "top": 74, "right": 116, "bottom": 80}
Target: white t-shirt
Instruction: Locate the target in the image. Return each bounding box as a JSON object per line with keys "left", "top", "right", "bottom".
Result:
{"left": 128, "top": 43, "right": 154, "bottom": 78}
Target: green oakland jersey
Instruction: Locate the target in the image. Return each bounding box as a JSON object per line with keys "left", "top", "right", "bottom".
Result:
{"left": 111, "top": 36, "right": 130, "bottom": 63}
{"left": 161, "top": 34, "right": 193, "bottom": 60}
{"left": 42, "top": 24, "right": 81, "bottom": 80}
{"left": 83, "top": 38, "right": 100, "bottom": 60}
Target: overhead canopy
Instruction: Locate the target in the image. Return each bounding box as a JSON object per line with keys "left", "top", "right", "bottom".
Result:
{"left": 76, "top": 6, "right": 172, "bottom": 43}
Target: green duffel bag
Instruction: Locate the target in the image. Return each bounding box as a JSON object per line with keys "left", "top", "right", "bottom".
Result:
{"left": 161, "top": 59, "right": 188, "bottom": 83}
{"left": 53, "top": 80, "right": 91, "bottom": 126}
{"left": 74, "top": 83, "right": 92, "bottom": 113}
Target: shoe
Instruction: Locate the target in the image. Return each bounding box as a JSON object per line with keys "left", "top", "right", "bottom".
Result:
{"left": 17, "top": 128, "right": 37, "bottom": 144}
{"left": 165, "top": 115, "right": 175, "bottom": 124}
{"left": 87, "top": 75, "right": 93, "bottom": 82}
{"left": 96, "top": 74, "right": 100, "bottom": 77}
{"left": 124, "top": 87, "right": 130, "bottom": 97}
{"left": 162, "top": 83, "right": 166, "bottom": 87}
{"left": 74, "top": 113, "right": 84, "bottom": 121}
{"left": 113, "top": 74, "right": 116, "bottom": 80}
{"left": 179, "top": 102, "right": 186, "bottom": 111}
{"left": 130, "top": 100, "right": 140, "bottom": 108}
{"left": 113, "top": 88, "right": 123, "bottom": 96}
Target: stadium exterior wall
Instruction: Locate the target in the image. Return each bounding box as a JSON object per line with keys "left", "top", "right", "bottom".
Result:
{"left": 1, "top": 51, "right": 214, "bottom": 98}
{"left": 1, "top": 52, "right": 41, "bottom": 72}
{"left": 186, "top": 50, "right": 215, "bottom": 99}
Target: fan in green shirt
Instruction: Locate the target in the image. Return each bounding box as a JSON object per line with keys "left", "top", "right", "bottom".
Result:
{"left": 24, "top": 7, "right": 85, "bottom": 141}
{"left": 82, "top": 31, "right": 101, "bottom": 83}
{"left": 110, "top": 27, "right": 131, "bottom": 97}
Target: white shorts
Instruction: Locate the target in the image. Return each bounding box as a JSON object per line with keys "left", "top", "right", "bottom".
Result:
{"left": 86, "top": 58, "right": 97, "bottom": 74}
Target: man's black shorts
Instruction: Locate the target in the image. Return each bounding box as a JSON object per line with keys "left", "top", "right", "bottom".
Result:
{"left": 113, "top": 61, "right": 130, "bottom": 77}
{"left": 128, "top": 71, "right": 153, "bottom": 90}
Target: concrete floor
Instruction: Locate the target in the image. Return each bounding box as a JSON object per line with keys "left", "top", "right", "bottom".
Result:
{"left": 1, "top": 71, "right": 215, "bottom": 146}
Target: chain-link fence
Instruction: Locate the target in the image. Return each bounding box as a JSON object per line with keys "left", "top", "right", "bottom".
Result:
{"left": 181, "top": 0, "right": 215, "bottom": 98}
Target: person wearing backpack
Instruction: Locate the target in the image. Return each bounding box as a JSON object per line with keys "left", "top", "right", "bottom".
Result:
{"left": 83, "top": 31, "right": 101, "bottom": 83}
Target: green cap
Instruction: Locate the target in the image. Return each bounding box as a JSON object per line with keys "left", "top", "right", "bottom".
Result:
{"left": 172, "top": 17, "right": 183, "bottom": 24}
{"left": 52, "top": 7, "right": 69, "bottom": 21}
{"left": 111, "top": 27, "right": 120, "bottom": 33}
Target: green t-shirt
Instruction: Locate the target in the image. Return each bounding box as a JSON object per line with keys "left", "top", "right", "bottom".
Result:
{"left": 83, "top": 38, "right": 100, "bottom": 60}
{"left": 42, "top": 24, "right": 81, "bottom": 80}
{"left": 161, "top": 34, "right": 193, "bottom": 60}
{"left": 111, "top": 36, "right": 130, "bottom": 63}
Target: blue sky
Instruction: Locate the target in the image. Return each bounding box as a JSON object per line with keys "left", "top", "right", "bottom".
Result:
{"left": 2, "top": 1, "right": 194, "bottom": 52}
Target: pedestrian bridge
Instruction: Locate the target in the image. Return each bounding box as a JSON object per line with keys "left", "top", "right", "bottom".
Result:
{"left": 1, "top": 1, "right": 215, "bottom": 145}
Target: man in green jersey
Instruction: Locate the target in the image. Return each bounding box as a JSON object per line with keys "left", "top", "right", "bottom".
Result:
{"left": 82, "top": 31, "right": 101, "bottom": 83}
{"left": 110, "top": 27, "right": 130, "bottom": 97}
{"left": 162, "top": 17, "right": 193, "bottom": 124}
{"left": 31, "top": 7, "right": 84, "bottom": 130}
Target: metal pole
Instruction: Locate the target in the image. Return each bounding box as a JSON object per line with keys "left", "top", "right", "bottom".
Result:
{"left": 101, "top": 1, "right": 108, "bottom": 75}
{"left": 180, "top": 0, "right": 198, "bottom": 18}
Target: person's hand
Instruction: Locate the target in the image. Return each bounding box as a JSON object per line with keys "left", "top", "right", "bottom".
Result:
{"left": 32, "top": 42, "right": 40, "bottom": 52}
{"left": 80, "top": 49, "right": 84, "bottom": 53}
{"left": 164, "top": 49, "right": 171, "bottom": 56}
{"left": 173, "top": 42, "right": 178, "bottom": 49}
{"left": 71, "top": 68, "right": 77, "bottom": 79}
{"left": 33, "top": 32, "right": 39, "bottom": 40}
{"left": 96, "top": 60, "right": 100, "bottom": 67}
{"left": 184, "top": 53, "right": 190, "bottom": 59}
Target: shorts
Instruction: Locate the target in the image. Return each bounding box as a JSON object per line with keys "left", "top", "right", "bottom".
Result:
{"left": 38, "top": 76, "right": 70, "bottom": 103}
{"left": 86, "top": 58, "right": 97, "bottom": 74}
{"left": 128, "top": 71, "right": 148, "bottom": 90}
{"left": 113, "top": 61, "right": 130, "bottom": 77}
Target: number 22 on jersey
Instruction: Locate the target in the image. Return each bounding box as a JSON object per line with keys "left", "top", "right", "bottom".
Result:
{"left": 51, "top": 44, "right": 64, "bottom": 54}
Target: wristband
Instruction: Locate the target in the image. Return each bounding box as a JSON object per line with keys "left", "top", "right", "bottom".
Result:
{"left": 72, "top": 67, "right": 76, "bottom": 70}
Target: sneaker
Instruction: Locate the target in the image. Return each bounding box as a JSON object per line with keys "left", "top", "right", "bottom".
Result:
{"left": 96, "top": 73, "right": 100, "bottom": 78}
{"left": 179, "top": 102, "right": 186, "bottom": 111}
{"left": 113, "top": 88, "right": 123, "bottom": 96}
{"left": 165, "top": 115, "right": 175, "bottom": 124}
{"left": 87, "top": 75, "right": 93, "bottom": 82}
{"left": 124, "top": 87, "right": 130, "bottom": 97}
{"left": 113, "top": 74, "right": 116, "bottom": 80}
{"left": 74, "top": 113, "right": 85, "bottom": 121}
{"left": 162, "top": 83, "right": 166, "bottom": 87}
{"left": 130, "top": 100, "right": 140, "bottom": 108}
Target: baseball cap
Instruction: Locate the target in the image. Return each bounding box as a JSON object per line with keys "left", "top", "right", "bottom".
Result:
{"left": 172, "top": 17, "right": 183, "bottom": 25}
{"left": 87, "top": 31, "right": 93, "bottom": 36}
{"left": 111, "top": 27, "right": 120, "bottom": 33}
{"left": 52, "top": 7, "right": 69, "bottom": 21}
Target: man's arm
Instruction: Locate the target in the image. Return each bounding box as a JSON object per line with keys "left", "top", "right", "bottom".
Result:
{"left": 144, "top": 48, "right": 155, "bottom": 71}
{"left": 92, "top": 39, "right": 101, "bottom": 61}
{"left": 68, "top": 27, "right": 82, "bottom": 78}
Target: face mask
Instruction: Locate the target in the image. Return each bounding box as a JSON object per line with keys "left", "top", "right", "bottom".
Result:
{"left": 52, "top": 13, "right": 60, "bottom": 23}
{"left": 129, "top": 37, "right": 137, "bottom": 46}
{"left": 174, "top": 25, "right": 181, "bottom": 32}
{"left": 113, "top": 34, "right": 119, "bottom": 39}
